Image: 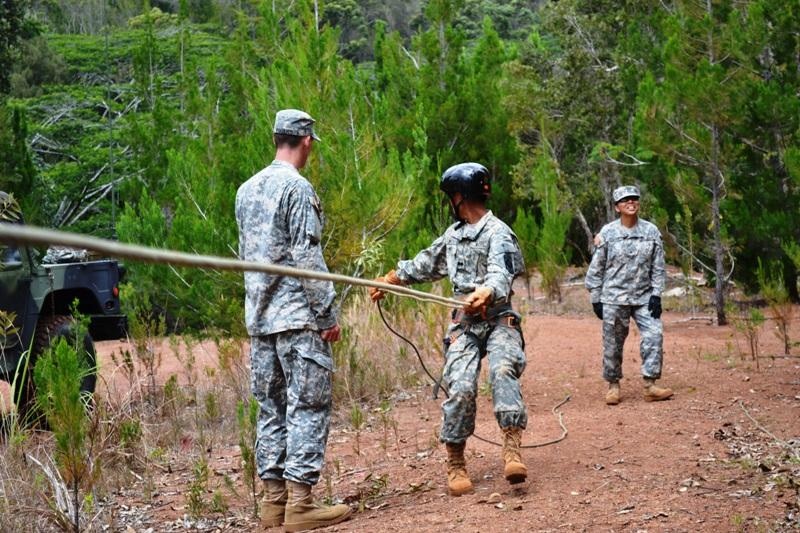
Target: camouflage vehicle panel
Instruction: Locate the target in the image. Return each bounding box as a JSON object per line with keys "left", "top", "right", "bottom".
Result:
{"left": 0, "top": 192, "right": 126, "bottom": 416}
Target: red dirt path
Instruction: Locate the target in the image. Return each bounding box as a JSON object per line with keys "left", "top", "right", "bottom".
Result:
{"left": 93, "top": 301, "right": 800, "bottom": 532}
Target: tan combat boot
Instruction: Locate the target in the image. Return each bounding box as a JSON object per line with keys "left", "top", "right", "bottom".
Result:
{"left": 445, "top": 442, "right": 474, "bottom": 496}
{"left": 260, "top": 479, "right": 287, "bottom": 527}
{"left": 605, "top": 382, "right": 621, "bottom": 405}
{"left": 284, "top": 481, "right": 352, "bottom": 532}
{"left": 501, "top": 427, "right": 528, "bottom": 484}
{"left": 643, "top": 378, "right": 673, "bottom": 402}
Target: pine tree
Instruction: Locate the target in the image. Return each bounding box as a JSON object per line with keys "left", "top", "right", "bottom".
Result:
{"left": 0, "top": 0, "right": 29, "bottom": 94}
{"left": 636, "top": 0, "right": 751, "bottom": 325}
{"left": 503, "top": 0, "right": 649, "bottom": 256}
{"left": 723, "top": 0, "right": 800, "bottom": 301}
{"left": 0, "top": 104, "right": 36, "bottom": 214}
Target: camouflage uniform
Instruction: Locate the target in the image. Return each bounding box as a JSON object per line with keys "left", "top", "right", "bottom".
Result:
{"left": 394, "top": 211, "right": 527, "bottom": 443}
{"left": 236, "top": 154, "right": 336, "bottom": 485}
{"left": 584, "top": 217, "right": 666, "bottom": 382}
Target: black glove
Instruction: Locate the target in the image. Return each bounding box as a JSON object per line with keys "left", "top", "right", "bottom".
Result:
{"left": 648, "top": 295, "right": 662, "bottom": 319}
{"left": 592, "top": 302, "right": 603, "bottom": 320}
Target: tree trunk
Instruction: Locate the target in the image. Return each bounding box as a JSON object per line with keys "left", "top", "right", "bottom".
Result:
{"left": 706, "top": 0, "right": 727, "bottom": 326}
{"left": 573, "top": 204, "right": 594, "bottom": 256}
{"left": 710, "top": 123, "right": 727, "bottom": 325}
{"left": 784, "top": 260, "right": 799, "bottom": 303}
{"left": 73, "top": 479, "right": 80, "bottom": 532}
{"left": 600, "top": 169, "right": 616, "bottom": 223}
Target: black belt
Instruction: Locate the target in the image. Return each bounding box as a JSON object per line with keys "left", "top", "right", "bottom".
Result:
{"left": 451, "top": 302, "right": 513, "bottom": 324}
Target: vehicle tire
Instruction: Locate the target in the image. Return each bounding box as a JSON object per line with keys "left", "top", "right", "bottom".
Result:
{"left": 13, "top": 314, "right": 97, "bottom": 426}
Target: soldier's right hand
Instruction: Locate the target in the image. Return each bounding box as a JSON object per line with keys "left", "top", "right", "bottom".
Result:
{"left": 368, "top": 270, "right": 402, "bottom": 302}
{"left": 320, "top": 323, "right": 341, "bottom": 342}
{"left": 592, "top": 302, "right": 603, "bottom": 320}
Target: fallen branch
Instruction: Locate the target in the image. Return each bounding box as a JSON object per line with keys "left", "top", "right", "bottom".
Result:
{"left": 674, "top": 316, "right": 715, "bottom": 323}
{"left": 738, "top": 400, "right": 799, "bottom": 460}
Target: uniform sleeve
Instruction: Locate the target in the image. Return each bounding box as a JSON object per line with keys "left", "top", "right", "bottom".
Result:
{"left": 585, "top": 237, "right": 607, "bottom": 303}
{"left": 650, "top": 231, "right": 666, "bottom": 296}
{"left": 483, "top": 229, "right": 523, "bottom": 302}
{"left": 235, "top": 195, "right": 246, "bottom": 260}
{"left": 286, "top": 183, "right": 337, "bottom": 330}
{"left": 395, "top": 234, "right": 449, "bottom": 284}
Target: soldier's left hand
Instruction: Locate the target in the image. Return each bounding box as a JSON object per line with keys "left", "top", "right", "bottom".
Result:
{"left": 321, "top": 324, "right": 341, "bottom": 342}
{"left": 463, "top": 286, "right": 493, "bottom": 315}
{"left": 369, "top": 269, "right": 403, "bottom": 302}
{"left": 648, "top": 295, "right": 662, "bottom": 319}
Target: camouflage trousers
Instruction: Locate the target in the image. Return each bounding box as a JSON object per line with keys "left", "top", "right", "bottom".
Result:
{"left": 601, "top": 304, "right": 663, "bottom": 382}
{"left": 250, "top": 329, "right": 333, "bottom": 486}
{"left": 439, "top": 318, "right": 527, "bottom": 444}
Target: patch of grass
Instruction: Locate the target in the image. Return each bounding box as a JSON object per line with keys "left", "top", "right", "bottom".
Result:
{"left": 349, "top": 402, "right": 365, "bottom": 456}
{"left": 236, "top": 398, "right": 259, "bottom": 519}
{"left": 729, "top": 457, "right": 760, "bottom": 471}
{"left": 210, "top": 490, "right": 228, "bottom": 514}
{"left": 187, "top": 457, "right": 209, "bottom": 518}
{"left": 728, "top": 305, "right": 765, "bottom": 370}
{"left": 730, "top": 513, "right": 745, "bottom": 529}
{"left": 701, "top": 352, "right": 722, "bottom": 362}
{"left": 377, "top": 399, "right": 399, "bottom": 452}
{"left": 0, "top": 288, "right": 255, "bottom": 528}
{"left": 334, "top": 292, "right": 447, "bottom": 404}
{"left": 478, "top": 378, "right": 492, "bottom": 398}
{"left": 355, "top": 472, "right": 390, "bottom": 512}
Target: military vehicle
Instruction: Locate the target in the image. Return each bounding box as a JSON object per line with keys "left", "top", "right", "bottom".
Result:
{"left": 0, "top": 192, "right": 126, "bottom": 419}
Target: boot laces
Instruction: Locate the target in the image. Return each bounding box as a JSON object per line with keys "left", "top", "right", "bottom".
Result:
{"left": 502, "top": 429, "right": 522, "bottom": 462}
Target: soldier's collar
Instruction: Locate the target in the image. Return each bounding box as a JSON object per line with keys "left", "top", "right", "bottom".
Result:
{"left": 271, "top": 159, "right": 298, "bottom": 171}
{"left": 458, "top": 210, "right": 493, "bottom": 240}
{"left": 616, "top": 218, "right": 643, "bottom": 235}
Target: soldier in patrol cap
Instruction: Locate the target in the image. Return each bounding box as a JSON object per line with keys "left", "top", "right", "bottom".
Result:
{"left": 370, "top": 162, "right": 529, "bottom": 497}
{"left": 235, "top": 108, "right": 352, "bottom": 531}
{"left": 585, "top": 185, "right": 673, "bottom": 405}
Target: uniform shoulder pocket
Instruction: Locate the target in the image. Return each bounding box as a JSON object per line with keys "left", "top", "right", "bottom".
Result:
{"left": 305, "top": 195, "right": 323, "bottom": 245}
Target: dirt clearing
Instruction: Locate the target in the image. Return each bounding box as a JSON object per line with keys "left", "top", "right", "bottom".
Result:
{"left": 90, "top": 295, "right": 800, "bottom": 532}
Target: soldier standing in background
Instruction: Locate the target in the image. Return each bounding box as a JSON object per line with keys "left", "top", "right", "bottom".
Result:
{"left": 235, "top": 109, "right": 351, "bottom": 532}
{"left": 370, "top": 162, "right": 529, "bottom": 497}
{"left": 585, "top": 185, "right": 673, "bottom": 405}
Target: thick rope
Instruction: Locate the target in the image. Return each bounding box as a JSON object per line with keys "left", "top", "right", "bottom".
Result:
{"left": 2, "top": 222, "right": 569, "bottom": 447}
{"left": 0, "top": 223, "right": 463, "bottom": 308}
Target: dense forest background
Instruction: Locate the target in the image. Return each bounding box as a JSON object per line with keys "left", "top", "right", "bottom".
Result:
{"left": 1, "top": 0, "right": 799, "bottom": 331}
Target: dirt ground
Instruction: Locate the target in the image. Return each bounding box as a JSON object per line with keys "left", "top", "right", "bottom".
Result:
{"left": 89, "top": 282, "right": 800, "bottom": 532}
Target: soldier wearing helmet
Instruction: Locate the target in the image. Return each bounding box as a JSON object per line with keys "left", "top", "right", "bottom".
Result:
{"left": 585, "top": 185, "right": 673, "bottom": 405}
{"left": 370, "top": 162, "right": 529, "bottom": 496}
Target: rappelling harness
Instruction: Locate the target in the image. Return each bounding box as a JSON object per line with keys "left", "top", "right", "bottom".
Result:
{"left": 445, "top": 302, "right": 524, "bottom": 356}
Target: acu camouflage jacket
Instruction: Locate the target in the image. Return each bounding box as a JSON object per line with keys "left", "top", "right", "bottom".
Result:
{"left": 585, "top": 218, "right": 666, "bottom": 306}
{"left": 395, "top": 211, "right": 525, "bottom": 303}
{"left": 236, "top": 160, "right": 337, "bottom": 336}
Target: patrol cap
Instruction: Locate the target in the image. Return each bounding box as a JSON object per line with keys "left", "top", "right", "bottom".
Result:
{"left": 273, "top": 109, "right": 321, "bottom": 141}
{"left": 612, "top": 185, "right": 640, "bottom": 203}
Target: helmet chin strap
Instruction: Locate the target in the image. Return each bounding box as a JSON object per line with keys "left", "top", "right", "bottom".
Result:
{"left": 449, "top": 197, "right": 465, "bottom": 223}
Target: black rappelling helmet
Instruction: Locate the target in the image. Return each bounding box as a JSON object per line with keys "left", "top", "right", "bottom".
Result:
{"left": 439, "top": 162, "right": 491, "bottom": 202}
